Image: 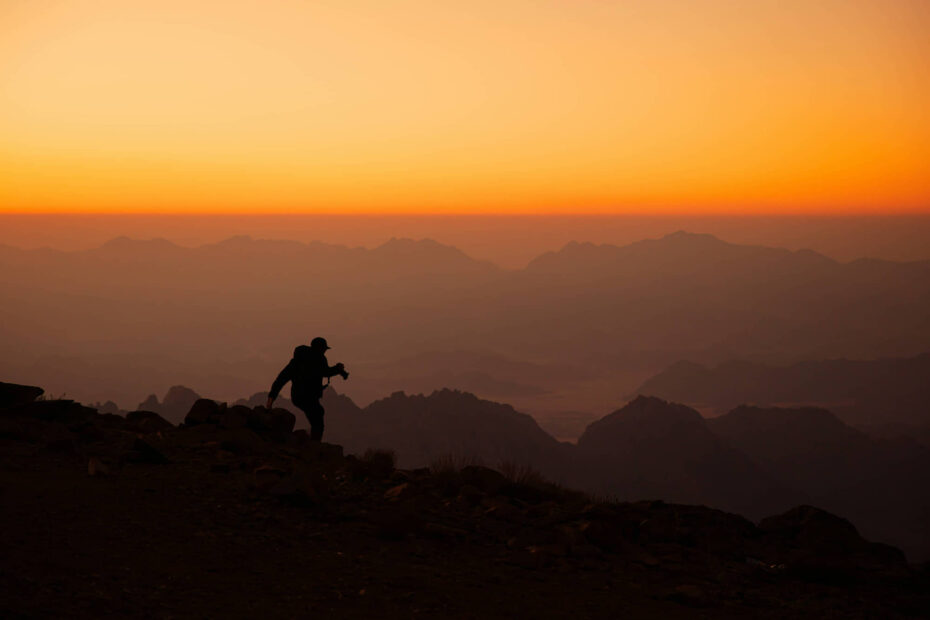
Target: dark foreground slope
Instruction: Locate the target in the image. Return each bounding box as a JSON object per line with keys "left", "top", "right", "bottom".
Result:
{"left": 2, "top": 383, "right": 928, "bottom": 619}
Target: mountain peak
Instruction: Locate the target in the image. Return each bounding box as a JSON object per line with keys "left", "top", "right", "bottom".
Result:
{"left": 376, "top": 237, "right": 444, "bottom": 251}
{"left": 661, "top": 230, "right": 723, "bottom": 243}
{"left": 577, "top": 396, "right": 708, "bottom": 454}
{"left": 100, "top": 236, "right": 179, "bottom": 251}
{"left": 370, "top": 238, "right": 497, "bottom": 272}
{"left": 710, "top": 405, "right": 867, "bottom": 447}
{"left": 214, "top": 235, "right": 254, "bottom": 245}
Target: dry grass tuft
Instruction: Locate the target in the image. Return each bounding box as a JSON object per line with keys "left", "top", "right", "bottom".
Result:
{"left": 428, "top": 453, "right": 484, "bottom": 476}
{"left": 498, "top": 460, "right": 548, "bottom": 487}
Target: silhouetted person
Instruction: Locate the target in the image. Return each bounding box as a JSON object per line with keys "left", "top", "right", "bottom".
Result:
{"left": 266, "top": 337, "right": 348, "bottom": 441}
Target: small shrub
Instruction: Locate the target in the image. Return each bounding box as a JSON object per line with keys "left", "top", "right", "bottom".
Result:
{"left": 362, "top": 448, "right": 396, "bottom": 472}
{"left": 428, "top": 453, "right": 483, "bottom": 476}
{"left": 498, "top": 460, "right": 547, "bottom": 487}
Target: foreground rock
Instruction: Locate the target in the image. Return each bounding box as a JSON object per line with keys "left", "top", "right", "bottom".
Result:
{"left": 1, "top": 382, "right": 928, "bottom": 618}
{"left": 0, "top": 381, "right": 45, "bottom": 408}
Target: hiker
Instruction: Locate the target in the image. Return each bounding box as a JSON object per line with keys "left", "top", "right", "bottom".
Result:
{"left": 266, "top": 337, "right": 348, "bottom": 441}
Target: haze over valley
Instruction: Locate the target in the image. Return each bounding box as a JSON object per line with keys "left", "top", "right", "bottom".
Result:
{"left": 3, "top": 227, "right": 928, "bottom": 441}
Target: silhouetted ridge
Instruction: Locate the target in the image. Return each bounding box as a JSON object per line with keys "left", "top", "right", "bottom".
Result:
{"left": 637, "top": 353, "right": 930, "bottom": 429}
{"left": 711, "top": 405, "right": 865, "bottom": 446}
{"left": 370, "top": 238, "right": 499, "bottom": 274}
{"left": 577, "top": 395, "right": 705, "bottom": 455}
{"left": 707, "top": 405, "right": 876, "bottom": 492}
{"left": 332, "top": 388, "right": 564, "bottom": 471}
{"left": 99, "top": 236, "right": 181, "bottom": 251}
{"left": 575, "top": 396, "right": 797, "bottom": 517}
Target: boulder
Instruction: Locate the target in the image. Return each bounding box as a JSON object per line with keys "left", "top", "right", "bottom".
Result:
{"left": 760, "top": 505, "right": 864, "bottom": 554}
{"left": 759, "top": 505, "right": 908, "bottom": 579}
{"left": 96, "top": 413, "right": 130, "bottom": 430}
{"left": 218, "top": 406, "right": 250, "bottom": 429}
{"left": 459, "top": 465, "right": 507, "bottom": 495}
{"left": 0, "top": 382, "right": 44, "bottom": 409}
{"left": 184, "top": 399, "right": 225, "bottom": 426}
{"left": 218, "top": 428, "right": 270, "bottom": 456}
{"left": 125, "top": 410, "right": 174, "bottom": 433}
{"left": 16, "top": 400, "right": 97, "bottom": 425}
{"left": 246, "top": 407, "right": 296, "bottom": 441}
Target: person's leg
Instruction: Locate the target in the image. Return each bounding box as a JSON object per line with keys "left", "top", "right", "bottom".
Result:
{"left": 293, "top": 398, "right": 324, "bottom": 440}
{"left": 307, "top": 400, "right": 325, "bottom": 441}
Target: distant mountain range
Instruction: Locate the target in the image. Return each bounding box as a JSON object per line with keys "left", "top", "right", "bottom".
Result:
{"left": 2, "top": 232, "right": 928, "bottom": 416}
{"left": 635, "top": 353, "right": 930, "bottom": 432}
{"left": 137, "top": 383, "right": 930, "bottom": 561}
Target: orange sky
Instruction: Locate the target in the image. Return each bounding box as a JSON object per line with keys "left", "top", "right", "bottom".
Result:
{"left": 1, "top": 0, "right": 928, "bottom": 215}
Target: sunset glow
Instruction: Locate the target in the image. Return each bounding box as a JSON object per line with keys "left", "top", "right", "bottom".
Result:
{"left": 2, "top": 0, "right": 928, "bottom": 214}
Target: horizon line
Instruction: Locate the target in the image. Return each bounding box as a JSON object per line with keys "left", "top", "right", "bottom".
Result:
{"left": 3, "top": 209, "right": 930, "bottom": 218}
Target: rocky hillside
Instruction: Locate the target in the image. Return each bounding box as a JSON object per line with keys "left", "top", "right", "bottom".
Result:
{"left": 1, "top": 381, "right": 928, "bottom": 618}
{"left": 142, "top": 385, "right": 930, "bottom": 561}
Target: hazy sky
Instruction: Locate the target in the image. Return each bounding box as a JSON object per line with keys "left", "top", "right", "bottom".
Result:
{"left": 2, "top": 0, "right": 928, "bottom": 214}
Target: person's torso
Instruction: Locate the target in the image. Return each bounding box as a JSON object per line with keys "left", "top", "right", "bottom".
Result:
{"left": 290, "top": 346, "right": 327, "bottom": 400}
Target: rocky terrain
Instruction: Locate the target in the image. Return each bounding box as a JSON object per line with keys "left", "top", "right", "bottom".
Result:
{"left": 135, "top": 384, "right": 930, "bottom": 561}
{"left": 2, "top": 381, "right": 928, "bottom": 618}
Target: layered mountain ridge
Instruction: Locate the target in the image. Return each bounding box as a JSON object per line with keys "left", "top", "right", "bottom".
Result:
{"left": 3, "top": 231, "right": 928, "bottom": 419}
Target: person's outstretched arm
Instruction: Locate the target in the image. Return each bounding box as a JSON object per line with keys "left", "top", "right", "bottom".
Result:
{"left": 323, "top": 361, "right": 345, "bottom": 378}
{"left": 266, "top": 360, "right": 295, "bottom": 408}
{"left": 320, "top": 353, "right": 347, "bottom": 379}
